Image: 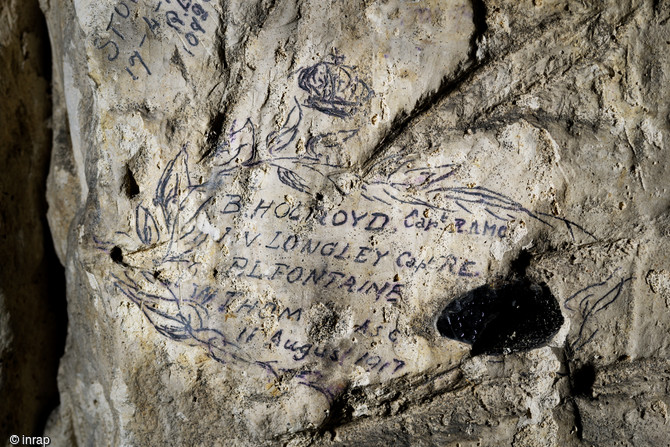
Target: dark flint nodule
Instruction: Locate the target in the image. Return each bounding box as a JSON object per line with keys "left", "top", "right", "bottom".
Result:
{"left": 437, "top": 280, "right": 564, "bottom": 355}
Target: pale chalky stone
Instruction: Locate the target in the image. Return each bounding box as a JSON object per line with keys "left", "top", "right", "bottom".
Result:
{"left": 41, "top": 0, "right": 670, "bottom": 445}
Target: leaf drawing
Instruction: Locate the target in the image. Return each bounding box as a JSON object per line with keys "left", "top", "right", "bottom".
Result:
{"left": 276, "top": 165, "right": 310, "bottom": 193}
{"left": 267, "top": 99, "right": 302, "bottom": 154}
{"left": 215, "top": 118, "right": 257, "bottom": 166}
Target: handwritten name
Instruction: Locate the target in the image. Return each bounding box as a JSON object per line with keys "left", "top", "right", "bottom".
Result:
{"left": 224, "top": 256, "right": 404, "bottom": 302}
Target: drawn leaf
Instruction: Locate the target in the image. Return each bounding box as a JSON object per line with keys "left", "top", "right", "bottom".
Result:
{"left": 429, "top": 186, "right": 531, "bottom": 217}
{"left": 276, "top": 165, "right": 310, "bottom": 193}
{"left": 267, "top": 99, "right": 302, "bottom": 154}
{"left": 135, "top": 205, "right": 160, "bottom": 244}
{"left": 216, "top": 118, "right": 256, "bottom": 166}
{"left": 384, "top": 162, "right": 457, "bottom": 191}
{"left": 564, "top": 273, "right": 633, "bottom": 351}
{"left": 305, "top": 129, "right": 358, "bottom": 158}
{"left": 154, "top": 148, "right": 191, "bottom": 232}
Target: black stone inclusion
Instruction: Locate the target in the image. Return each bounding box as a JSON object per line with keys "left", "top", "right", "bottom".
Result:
{"left": 437, "top": 280, "right": 564, "bottom": 355}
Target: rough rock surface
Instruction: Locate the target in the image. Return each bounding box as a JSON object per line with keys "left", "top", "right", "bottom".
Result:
{"left": 38, "top": 0, "right": 670, "bottom": 445}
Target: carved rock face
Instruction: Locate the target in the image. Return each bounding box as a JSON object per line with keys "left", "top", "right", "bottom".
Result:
{"left": 40, "top": 0, "right": 670, "bottom": 445}
{"left": 98, "top": 90, "right": 586, "bottom": 422}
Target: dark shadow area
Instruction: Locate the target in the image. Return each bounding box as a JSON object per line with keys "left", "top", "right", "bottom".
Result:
{"left": 34, "top": 5, "right": 67, "bottom": 435}
{"left": 437, "top": 279, "right": 564, "bottom": 356}
{"left": 564, "top": 362, "right": 596, "bottom": 440}
{"left": 35, "top": 210, "right": 68, "bottom": 435}
{"left": 0, "top": 0, "right": 68, "bottom": 439}
{"left": 110, "top": 246, "right": 124, "bottom": 264}
{"left": 122, "top": 165, "right": 140, "bottom": 199}
{"left": 571, "top": 362, "right": 596, "bottom": 398}
{"left": 470, "top": 0, "right": 489, "bottom": 60}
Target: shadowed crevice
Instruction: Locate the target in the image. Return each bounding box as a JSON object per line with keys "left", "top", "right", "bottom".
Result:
{"left": 0, "top": 0, "right": 67, "bottom": 439}
{"left": 31, "top": 3, "right": 68, "bottom": 436}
